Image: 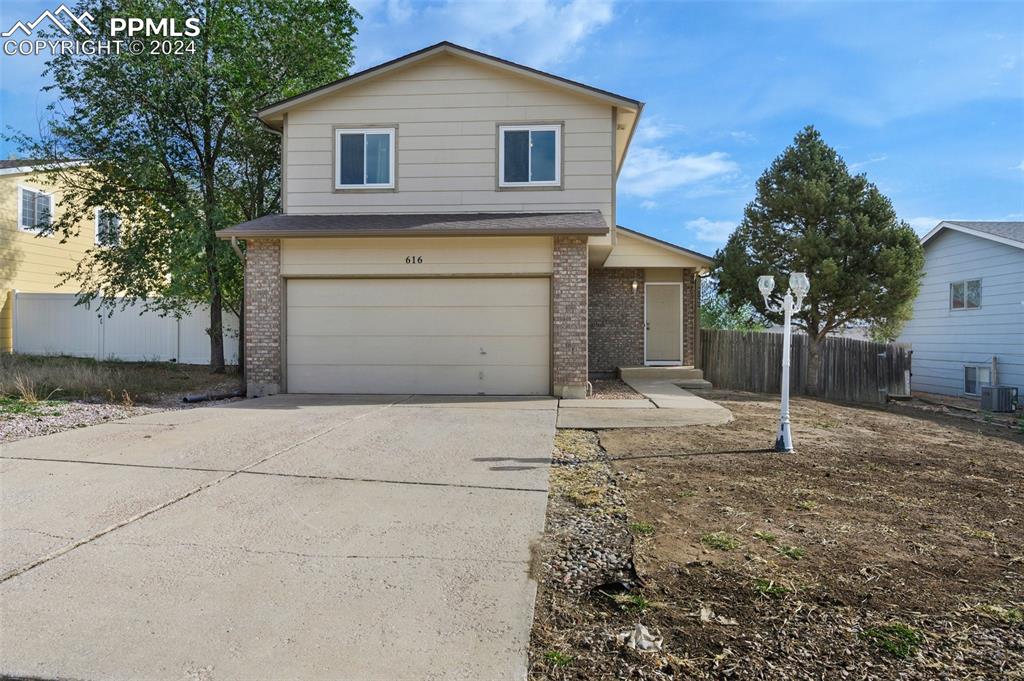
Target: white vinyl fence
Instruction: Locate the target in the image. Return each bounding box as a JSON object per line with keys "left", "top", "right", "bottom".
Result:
{"left": 12, "top": 292, "right": 239, "bottom": 365}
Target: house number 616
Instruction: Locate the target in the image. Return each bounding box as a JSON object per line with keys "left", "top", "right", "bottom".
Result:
{"left": 405, "top": 256, "right": 423, "bottom": 264}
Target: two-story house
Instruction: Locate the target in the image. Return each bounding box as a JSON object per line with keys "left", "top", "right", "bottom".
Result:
{"left": 1, "top": 159, "right": 119, "bottom": 353}
{"left": 219, "top": 42, "right": 713, "bottom": 398}
{"left": 898, "top": 221, "right": 1024, "bottom": 399}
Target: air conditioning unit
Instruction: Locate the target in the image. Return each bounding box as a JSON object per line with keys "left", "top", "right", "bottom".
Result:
{"left": 980, "top": 385, "right": 1019, "bottom": 413}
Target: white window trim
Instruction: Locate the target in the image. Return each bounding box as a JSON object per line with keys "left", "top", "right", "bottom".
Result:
{"left": 334, "top": 127, "right": 396, "bottom": 190}
{"left": 94, "top": 207, "right": 120, "bottom": 247}
{"left": 963, "top": 364, "right": 991, "bottom": 396}
{"left": 498, "top": 124, "right": 562, "bottom": 187}
{"left": 949, "top": 278, "right": 982, "bottom": 310}
{"left": 17, "top": 184, "right": 54, "bottom": 234}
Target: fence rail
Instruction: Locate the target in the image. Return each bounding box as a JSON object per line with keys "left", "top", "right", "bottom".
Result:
{"left": 699, "top": 329, "right": 911, "bottom": 405}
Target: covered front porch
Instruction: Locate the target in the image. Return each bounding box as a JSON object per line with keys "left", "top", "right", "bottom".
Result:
{"left": 588, "top": 225, "right": 714, "bottom": 384}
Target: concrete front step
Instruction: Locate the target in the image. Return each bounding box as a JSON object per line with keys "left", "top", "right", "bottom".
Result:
{"left": 619, "top": 366, "right": 706, "bottom": 381}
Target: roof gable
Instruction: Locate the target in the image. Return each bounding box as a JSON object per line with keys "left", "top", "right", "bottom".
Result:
{"left": 258, "top": 42, "right": 641, "bottom": 123}
{"left": 922, "top": 221, "right": 1024, "bottom": 251}
{"left": 601, "top": 226, "right": 714, "bottom": 270}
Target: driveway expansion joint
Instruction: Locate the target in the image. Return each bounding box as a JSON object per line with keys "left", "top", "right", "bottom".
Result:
{"left": 0, "top": 395, "right": 414, "bottom": 584}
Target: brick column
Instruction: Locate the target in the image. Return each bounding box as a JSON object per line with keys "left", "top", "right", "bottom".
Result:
{"left": 681, "top": 268, "right": 697, "bottom": 367}
{"left": 244, "top": 239, "right": 282, "bottom": 397}
{"left": 552, "top": 235, "right": 589, "bottom": 398}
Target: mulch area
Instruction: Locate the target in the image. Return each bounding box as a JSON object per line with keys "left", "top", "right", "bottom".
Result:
{"left": 529, "top": 390, "right": 1024, "bottom": 679}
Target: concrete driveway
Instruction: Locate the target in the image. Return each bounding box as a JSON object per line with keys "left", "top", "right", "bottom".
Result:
{"left": 0, "top": 394, "right": 556, "bottom": 681}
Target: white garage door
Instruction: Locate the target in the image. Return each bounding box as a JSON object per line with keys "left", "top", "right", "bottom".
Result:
{"left": 286, "top": 278, "right": 550, "bottom": 395}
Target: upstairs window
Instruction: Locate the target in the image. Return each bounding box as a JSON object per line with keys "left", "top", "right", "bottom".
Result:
{"left": 499, "top": 124, "right": 561, "bottom": 187}
{"left": 950, "top": 279, "right": 981, "bottom": 309}
{"left": 335, "top": 128, "right": 395, "bottom": 189}
{"left": 18, "top": 186, "right": 53, "bottom": 233}
{"left": 95, "top": 208, "right": 121, "bottom": 247}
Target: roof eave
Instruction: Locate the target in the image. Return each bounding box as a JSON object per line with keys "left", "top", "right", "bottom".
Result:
{"left": 922, "top": 221, "right": 1024, "bottom": 251}
{"left": 216, "top": 226, "right": 609, "bottom": 240}
{"left": 614, "top": 224, "right": 716, "bottom": 266}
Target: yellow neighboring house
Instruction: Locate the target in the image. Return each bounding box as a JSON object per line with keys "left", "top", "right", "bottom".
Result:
{"left": 1, "top": 159, "right": 120, "bottom": 352}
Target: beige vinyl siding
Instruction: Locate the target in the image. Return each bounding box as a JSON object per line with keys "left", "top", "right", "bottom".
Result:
{"left": 1, "top": 171, "right": 97, "bottom": 352}
{"left": 286, "top": 277, "right": 550, "bottom": 394}
{"left": 603, "top": 230, "right": 708, "bottom": 269}
{"left": 280, "top": 236, "right": 554, "bottom": 277}
{"left": 283, "top": 54, "right": 613, "bottom": 221}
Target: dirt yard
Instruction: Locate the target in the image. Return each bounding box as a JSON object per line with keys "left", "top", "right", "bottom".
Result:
{"left": 529, "top": 390, "right": 1024, "bottom": 679}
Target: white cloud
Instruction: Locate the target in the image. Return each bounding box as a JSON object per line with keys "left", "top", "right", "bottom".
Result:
{"left": 907, "top": 216, "right": 941, "bottom": 234}
{"left": 1014, "top": 160, "right": 1024, "bottom": 172}
{"left": 849, "top": 154, "right": 888, "bottom": 170}
{"left": 686, "top": 217, "right": 736, "bottom": 244}
{"left": 618, "top": 147, "right": 738, "bottom": 198}
{"left": 633, "top": 116, "right": 686, "bottom": 144}
{"left": 356, "top": 0, "right": 615, "bottom": 69}
{"left": 640, "top": 200, "right": 658, "bottom": 210}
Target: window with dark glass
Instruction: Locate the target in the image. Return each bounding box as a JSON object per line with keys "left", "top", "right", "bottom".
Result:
{"left": 95, "top": 209, "right": 121, "bottom": 246}
{"left": 499, "top": 125, "right": 560, "bottom": 186}
{"left": 335, "top": 128, "right": 395, "bottom": 188}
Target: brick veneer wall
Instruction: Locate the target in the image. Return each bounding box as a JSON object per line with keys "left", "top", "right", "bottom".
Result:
{"left": 682, "top": 269, "right": 698, "bottom": 366}
{"left": 552, "top": 235, "right": 589, "bottom": 398}
{"left": 588, "top": 268, "right": 644, "bottom": 376}
{"left": 244, "top": 239, "right": 282, "bottom": 397}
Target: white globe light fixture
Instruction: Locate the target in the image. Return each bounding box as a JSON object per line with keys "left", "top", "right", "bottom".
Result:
{"left": 758, "top": 271, "right": 810, "bottom": 452}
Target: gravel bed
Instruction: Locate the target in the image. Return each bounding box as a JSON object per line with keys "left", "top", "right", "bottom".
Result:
{"left": 0, "top": 395, "right": 243, "bottom": 444}
{"left": 589, "top": 379, "right": 645, "bottom": 400}
{"left": 538, "top": 430, "right": 636, "bottom": 593}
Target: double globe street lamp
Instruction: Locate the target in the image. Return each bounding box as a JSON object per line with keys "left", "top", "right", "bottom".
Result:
{"left": 757, "top": 272, "right": 811, "bottom": 453}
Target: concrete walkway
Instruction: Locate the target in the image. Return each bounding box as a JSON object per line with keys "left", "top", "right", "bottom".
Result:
{"left": 556, "top": 379, "right": 732, "bottom": 428}
{"left": 0, "top": 394, "right": 556, "bottom": 681}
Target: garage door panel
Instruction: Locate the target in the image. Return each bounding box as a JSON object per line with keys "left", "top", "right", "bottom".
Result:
{"left": 288, "top": 306, "right": 548, "bottom": 337}
{"left": 286, "top": 278, "right": 550, "bottom": 395}
{"left": 287, "top": 335, "right": 549, "bottom": 367}
{"left": 287, "top": 364, "right": 550, "bottom": 395}
{"left": 288, "top": 278, "right": 550, "bottom": 308}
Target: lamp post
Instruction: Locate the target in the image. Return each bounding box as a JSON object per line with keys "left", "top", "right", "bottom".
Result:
{"left": 758, "top": 272, "right": 810, "bottom": 453}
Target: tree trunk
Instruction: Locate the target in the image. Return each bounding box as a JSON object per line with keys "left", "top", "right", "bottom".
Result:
{"left": 204, "top": 231, "right": 226, "bottom": 373}
{"left": 805, "top": 334, "right": 822, "bottom": 396}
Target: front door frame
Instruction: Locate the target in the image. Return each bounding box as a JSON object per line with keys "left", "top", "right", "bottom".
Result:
{"left": 644, "top": 282, "right": 683, "bottom": 366}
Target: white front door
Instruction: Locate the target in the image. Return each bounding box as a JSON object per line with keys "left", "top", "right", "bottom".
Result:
{"left": 645, "top": 283, "right": 682, "bottom": 365}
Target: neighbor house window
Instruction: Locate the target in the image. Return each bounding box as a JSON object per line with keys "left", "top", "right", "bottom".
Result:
{"left": 335, "top": 128, "right": 395, "bottom": 189}
{"left": 95, "top": 208, "right": 121, "bottom": 247}
{"left": 18, "top": 186, "right": 53, "bottom": 233}
{"left": 498, "top": 124, "right": 561, "bottom": 187}
{"left": 964, "top": 365, "right": 991, "bottom": 396}
{"left": 950, "top": 279, "right": 981, "bottom": 309}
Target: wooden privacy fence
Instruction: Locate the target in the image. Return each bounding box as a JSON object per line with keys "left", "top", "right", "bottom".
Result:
{"left": 699, "top": 329, "right": 912, "bottom": 405}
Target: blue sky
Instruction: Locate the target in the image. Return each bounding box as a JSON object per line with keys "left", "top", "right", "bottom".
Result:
{"left": 2, "top": 0, "right": 1022, "bottom": 254}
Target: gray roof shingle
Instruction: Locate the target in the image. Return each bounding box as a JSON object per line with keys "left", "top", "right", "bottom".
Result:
{"left": 943, "top": 221, "right": 1024, "bottom": 244}
{"left": 217, "top": 211, "right": 610, "bottom": 238}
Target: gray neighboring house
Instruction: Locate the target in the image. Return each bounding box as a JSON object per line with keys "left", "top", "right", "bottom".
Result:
{"left": 898, "top": 221, "right": 1024, "bottom": 398}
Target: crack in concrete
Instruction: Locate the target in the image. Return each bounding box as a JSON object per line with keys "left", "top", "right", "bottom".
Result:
{"left": 0, "top": 456, "right": 548, "bottom": 493}
{"left": 0, "top": 396, "right": 415, "bottom": 584}
{"left": 95, "top": 539, "right": 528, "bottom": 564}
{"left": 4, "top": 528, "right": 75, "bottom": 541}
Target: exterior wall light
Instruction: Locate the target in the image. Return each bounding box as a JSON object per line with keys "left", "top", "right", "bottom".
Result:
{"left": 632, "top": 279, "right": 639, "bottom": 294}
{"left": 758, "top": 271, "right": 810, "bottom": 452}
